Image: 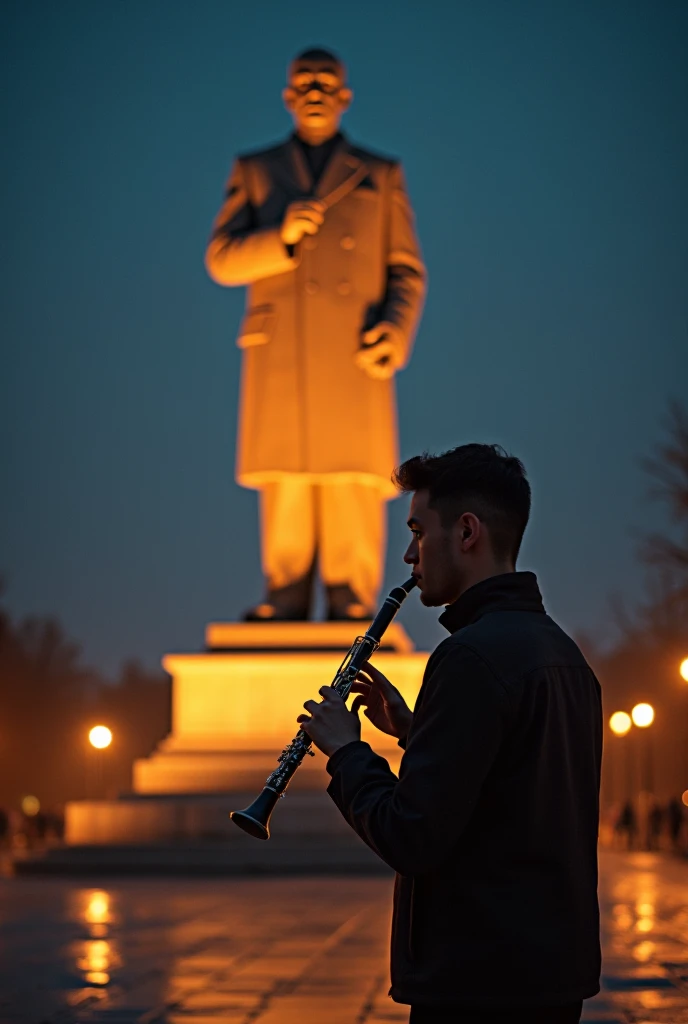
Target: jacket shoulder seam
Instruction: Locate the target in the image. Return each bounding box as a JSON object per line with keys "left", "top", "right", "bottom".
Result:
{"left": 432, "top": 638, "right": 515, "bottom": 718}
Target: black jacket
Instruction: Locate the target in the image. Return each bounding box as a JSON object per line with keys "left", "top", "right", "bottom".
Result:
{"left": 326, "top": 572, "right": 602, "bottom": 1008}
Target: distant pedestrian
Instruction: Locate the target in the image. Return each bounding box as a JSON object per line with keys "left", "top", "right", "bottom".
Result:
{"left": 617, "top": 801, "right": 637, "bottom": 850}
{"left": 667, "top": 797, "right": 684, "bottom": 852}
{"left": 648, "top": 801, "right": 663, "bottom": 850}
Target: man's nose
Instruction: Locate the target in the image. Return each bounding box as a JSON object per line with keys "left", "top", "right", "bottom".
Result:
{"left": 403, "top": 543, "right": 417, "bottom": 564}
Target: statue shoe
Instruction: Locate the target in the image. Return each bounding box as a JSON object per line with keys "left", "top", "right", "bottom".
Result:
{"left": 325, "top": 584, "right": 372, "bottom": 622}
{"left": 242, "top": 602, "right": 308, "bottom": 622}
{"left": 242, "top": 574, "right": 314, "bottom": 622}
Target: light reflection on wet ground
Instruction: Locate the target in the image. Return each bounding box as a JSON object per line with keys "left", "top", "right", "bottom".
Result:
{"left": 0, "top": 851, "right": 685, "bottom": 1023}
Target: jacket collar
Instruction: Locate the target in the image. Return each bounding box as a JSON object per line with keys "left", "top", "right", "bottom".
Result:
{"left": 281, "top": 133, "right": 369, "bottom": 208}
{"left": 438, "top": 571, "right": 545, "bottom": 635}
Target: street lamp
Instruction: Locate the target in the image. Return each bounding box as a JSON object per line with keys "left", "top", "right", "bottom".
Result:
{"left": 631, "top": 703, "right": 655, "bottom": 850}
{"left": 681, "top": 659, "right": 688, "bottom": 805}
{"left": 88, "top": 726, "right": 112, "bottom": 797}
{"left": 89, "top": 726, "right": 112, "bottom": 749}
{"left": 631, "top": 703, "right": 654, "bottom": 728}
{"left": 608, "top": 712, "right": 633, "bottom": 810}
{"left": 609, "top": 711, "right": 632, "bottom": 737}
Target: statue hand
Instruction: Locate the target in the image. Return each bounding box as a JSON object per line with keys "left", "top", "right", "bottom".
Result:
{"left": 355, "top": 323, "right": 402, "bottom": 381}
{"left": 280, "top": 198, "right": 325, "bottom": 246}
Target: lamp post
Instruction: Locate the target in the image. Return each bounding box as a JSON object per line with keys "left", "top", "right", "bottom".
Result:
{"left": 88, "top": 726, "right": 113, "bottom": 798}
{"left": 631, "top": 703, "right": 655, "bottom": 850}
{"left": 608, "top": 711, "right": 632, "bottom": 806}
{"left": 681, "top": 659, "right": 688, "bottom": 799}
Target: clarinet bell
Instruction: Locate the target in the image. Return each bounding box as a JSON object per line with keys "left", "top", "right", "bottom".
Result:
{"left": 230, "top": 787, "right": 280, "bottom": 840}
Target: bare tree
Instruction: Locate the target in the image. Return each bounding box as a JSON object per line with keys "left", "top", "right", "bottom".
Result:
{"left": 640, "top": 400, "right": 688, "bottom": 579}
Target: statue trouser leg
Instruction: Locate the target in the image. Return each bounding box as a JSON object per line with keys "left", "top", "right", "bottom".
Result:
{"left": 318, "top": 480, "right": 386, "bottom": 618}
{"left": 252, "top": 477, "right": 317, "bottom": 619}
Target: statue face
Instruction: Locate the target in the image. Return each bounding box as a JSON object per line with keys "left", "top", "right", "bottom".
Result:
{"left": 283, "top": 57, "right": 352, "bottom": 140}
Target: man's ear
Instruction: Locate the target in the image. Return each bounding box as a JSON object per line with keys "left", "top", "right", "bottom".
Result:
{"left": 458, "top": 512, "right": 481, "bottom": 551}
{"left": 338, "top": 87, "right": 353, "bottom": 111}
{"left": 283, "top": 86, "right": 296, "bottom": 112}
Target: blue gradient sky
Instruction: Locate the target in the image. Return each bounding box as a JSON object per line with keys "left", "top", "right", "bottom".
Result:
{"left": 2, "top": 1, "right": 687, "bottom": 675}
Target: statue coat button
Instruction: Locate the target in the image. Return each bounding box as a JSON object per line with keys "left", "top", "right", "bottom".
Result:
{"left": 337, "top": 280, "right": 351, "bottom": 296}
{"left": 305, "top": 280, "right": 319, "bottom": 295}
{"left": 340, "top": 235, "right": 355, "bottom": 250}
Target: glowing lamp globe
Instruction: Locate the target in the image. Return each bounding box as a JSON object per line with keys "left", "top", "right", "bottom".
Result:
{"left": 609, "top": 711, "right": 632, "bottom": 736}
{"left": 89, "top": 726, "right": 113, "bottom": 749}
{"left": 631, "top": 703, "right": 654, "bottom": 728}
{"left": 680, "top": 658, "right": 688, "bottom": 682}
{"left": 21, "top": 795, "right": 40, "bottom": 816}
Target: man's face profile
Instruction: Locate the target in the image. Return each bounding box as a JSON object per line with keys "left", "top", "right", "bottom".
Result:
{"left": 283, "top": 54, "right": 352, "bottom": 141}
{"left": 404, "top": 490, "right": 464, "bottom": 608}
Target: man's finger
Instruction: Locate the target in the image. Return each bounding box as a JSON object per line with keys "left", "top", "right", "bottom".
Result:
{"left": 303, "top": 699, "right": 319, "bottom": 714}
{"left": 349, "top": 681, "right": 372, "bottom": 695}
{"left": 295, "top": 205, "right": 324, "bottom": 222}
{"left": 351, "top": 695, "right": 364, "bottom": 716}
{"left": 295, "top": 213, "right": 323, "bottom": 226}
{"left": 303, "top": 198, "right": 325, "bottom": 214}
{"left": 361, "top": 662, "right": 396, "bottom": 692}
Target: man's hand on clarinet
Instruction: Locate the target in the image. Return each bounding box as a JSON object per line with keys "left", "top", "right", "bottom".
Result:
{"left": 350, "top": 661, "right": 413, "bottom": 740}
{"left": 298, "top": 686, "right": 361, "bottom": 758}
{"left": 355, "top": 323, "right": 402, "bottom": 381}
{"left": 280, "top": 197, "right": 325, "bottom": 246}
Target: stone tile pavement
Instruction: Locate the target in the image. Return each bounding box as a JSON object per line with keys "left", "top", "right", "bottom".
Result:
{"left": 0, "top": 851, "right": 686, "bottom": 1023}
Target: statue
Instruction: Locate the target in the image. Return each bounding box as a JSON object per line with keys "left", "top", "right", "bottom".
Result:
{"left": 205, "top": 47, "right": 426, "bottom": 621}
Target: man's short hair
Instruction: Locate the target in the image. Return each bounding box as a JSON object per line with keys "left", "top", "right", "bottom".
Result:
{"left": 393, "top": 444, "right": 531, "bottom": 563}
{"left": 289, "top": 47, "right": 346, "bottom": 80}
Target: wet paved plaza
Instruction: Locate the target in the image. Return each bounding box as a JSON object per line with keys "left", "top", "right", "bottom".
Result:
{"left": 0, "top": 851, "right": 686, "bottom": 1024}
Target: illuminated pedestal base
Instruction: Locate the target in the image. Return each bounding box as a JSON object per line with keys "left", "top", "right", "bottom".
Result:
{"left": 133, "top": 623, "right": 425, "bottom": 795}
{"left": 59, "top": 621, "right": 428, "bottom": 865}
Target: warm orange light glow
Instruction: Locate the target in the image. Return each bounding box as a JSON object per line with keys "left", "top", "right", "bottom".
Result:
{"left": 85, "top": 891, "right": 111, "bottom": 925}
{"left": 85, "top": 972, "right": 110, "bottom": 986}
{"left": 76, "top": 938, "right": 113, "bottom": 986}
{"left": 609, "top": 711, "right": 632, "bottom": 736}
{"left": 89, "top": 725, "right": 112, "bottom": 749}
{"left": 680, "top": 657, "right": 688, "bottom": 682}
{"left": 682, "top": 790, "right": 688, "bottom": 808}
{"left": 631, "top": 703, "right": 654, "bottom": 728}
{"left": 633, "top": 940, "right": 654, "bottom": 962}
{"left": 21, "top": 795, "right": 40, "bottom": 816}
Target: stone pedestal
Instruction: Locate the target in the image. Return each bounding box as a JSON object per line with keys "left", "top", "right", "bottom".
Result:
{"left": 59, "top": 621, "right": 428, "bottom": 863}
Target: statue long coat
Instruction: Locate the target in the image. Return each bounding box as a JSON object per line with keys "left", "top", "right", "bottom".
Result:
{"left": 205, "top": 134, "right": 426, "bottom": 497}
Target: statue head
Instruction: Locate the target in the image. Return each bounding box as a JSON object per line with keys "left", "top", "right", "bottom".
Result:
{"left": 283, "top": 47, "right": 352, "bottom": 145}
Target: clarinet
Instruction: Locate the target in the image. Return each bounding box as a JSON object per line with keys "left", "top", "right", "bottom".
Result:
{"left": 230, "top": 577, "right": 417, "bottom": 840}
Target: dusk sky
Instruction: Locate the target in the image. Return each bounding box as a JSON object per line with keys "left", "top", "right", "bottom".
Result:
{"left": 3, "top": 0, "right": 687, "bottom": 677}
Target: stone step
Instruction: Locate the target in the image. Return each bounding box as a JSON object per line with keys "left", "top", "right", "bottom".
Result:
{"left": 13, "top": 838, "right": 393, "bottom": 876}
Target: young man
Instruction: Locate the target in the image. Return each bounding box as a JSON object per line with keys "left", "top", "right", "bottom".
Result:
{"left": 298, "top": 444, "right": 602, "bottom": 1024}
